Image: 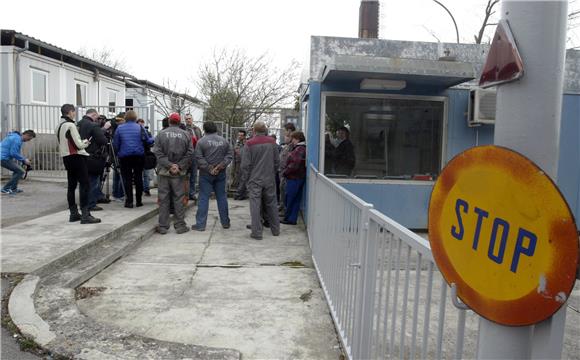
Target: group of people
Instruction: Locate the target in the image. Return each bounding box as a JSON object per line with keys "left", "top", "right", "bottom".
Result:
{"left": 1, "top": 103, "right": 308, "bottom": 240}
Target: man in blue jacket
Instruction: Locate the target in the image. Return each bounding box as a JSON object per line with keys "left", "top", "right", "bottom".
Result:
{"left": 0, "top": 130, "right": 36, "bottom": 194}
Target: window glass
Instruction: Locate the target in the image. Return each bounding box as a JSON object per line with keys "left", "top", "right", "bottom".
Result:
{"left": 32, "top": 71, "right": 47, "bottom": 103}
{"left": 324, "top": 96, "right": 444, "bottom": 180}
{"left": 108, "top": 91, "right": 117, "bottom": 113}
{"left": 76, "top": 83, "right": 87, "bottom": 106}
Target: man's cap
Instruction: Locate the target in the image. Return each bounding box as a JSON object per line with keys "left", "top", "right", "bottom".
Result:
{"left": 169, "top": 113, "right": 181, "bottom": 124}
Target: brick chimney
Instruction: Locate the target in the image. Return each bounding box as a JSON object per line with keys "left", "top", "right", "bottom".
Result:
{"left": 359, "top": 0, "right": 379, "bottom": 38}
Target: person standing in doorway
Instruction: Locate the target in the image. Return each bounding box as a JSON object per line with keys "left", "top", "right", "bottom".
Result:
{"left": 153, "top": 114, "right": 193, "bottom": 234}
{"left": 0, "top": 129, "right": 35, "bottom": 194}
{"left": 56, "top": 104, "right": 100, "bottom": 224}
{"left": 114, "top": 110, "right": 154, "bottom": 208}
{"left": 192, "top": 121, "right": 233, "bottom": 231}
{"left": 240, "top": 121, "right": 280, "bottom": 240}
{"left": 282, "top": 131, "right": 306, "bottom": 225}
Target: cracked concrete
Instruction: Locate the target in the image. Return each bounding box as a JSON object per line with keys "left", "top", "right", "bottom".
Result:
{"left": 78, "top": 200, "right": 342, "bottom": 359}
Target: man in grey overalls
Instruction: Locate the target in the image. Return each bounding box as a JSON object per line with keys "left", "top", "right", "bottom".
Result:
{"left": 241, "top": 121, "right": 281, "bottom": 240}
{"left": 153, "top": 113, "right": 194, "bottom": 234}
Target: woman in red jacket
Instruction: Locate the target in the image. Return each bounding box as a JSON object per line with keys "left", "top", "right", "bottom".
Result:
{"left": 282, "top": 131, "right": 306, "bottom": 225}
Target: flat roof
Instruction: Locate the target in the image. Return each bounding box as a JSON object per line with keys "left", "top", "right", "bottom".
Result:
{"left": 321, "top": 55, "right": 475, "bottom": 89}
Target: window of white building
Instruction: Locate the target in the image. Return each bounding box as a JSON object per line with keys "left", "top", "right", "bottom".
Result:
{"left": 322, "top": 93, "right": 445, "bottom": 181}
{"left": 75, "top": 81, "right": 88, "bottom": 106}
{"left": 108, "top": 90, "right": 118, "bottom": 113}
{"left": 31, "top": 69, "right": 48, "bottom": 103}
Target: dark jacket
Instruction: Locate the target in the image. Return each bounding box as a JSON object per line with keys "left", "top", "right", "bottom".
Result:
{"left": 78, "top": 116, "right": 107, "bottom": 155}
{"left": 334, "top": 139, "right": 355, "bottom": 176}
{"left": 284, "top": 142, "right": 306, "bottom": 180}
{"left": 113, "top": 121, "right": 154, "bottom": 158}
{"left": 241, "top": 134, "right": 280, "bottom": 187}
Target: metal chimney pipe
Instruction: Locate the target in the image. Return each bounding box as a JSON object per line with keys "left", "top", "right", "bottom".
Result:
{"left": 359, "top": 0, "right": 379, "bottom": 38}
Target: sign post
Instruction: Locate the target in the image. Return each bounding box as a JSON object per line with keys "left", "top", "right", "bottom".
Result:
{"left": 480, "top": 0, "right": 569, "bottom": 358}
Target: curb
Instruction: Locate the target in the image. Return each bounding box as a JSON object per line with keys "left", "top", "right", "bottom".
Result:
{"left": 8, "top": 275, "right": 56, "bottom": 346}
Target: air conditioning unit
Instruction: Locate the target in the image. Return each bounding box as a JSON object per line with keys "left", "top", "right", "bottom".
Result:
{"left": 468, "top": 88, "right": 497, "bottom": 127}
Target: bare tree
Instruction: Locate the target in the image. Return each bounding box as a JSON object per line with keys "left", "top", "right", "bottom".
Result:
{"left": 78, "top": 46, "right": 128, "bottom": 72}
{"left": 196, "top": 48, "right": 299, "bottom": 128}
{"left": 474, "top": 0, "right": 500, "bottom": 44}
{"left": 145, "top": 79, "right": 197, "bottom": 118}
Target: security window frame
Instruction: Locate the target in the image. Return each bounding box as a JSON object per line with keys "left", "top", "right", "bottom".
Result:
{"left": 30, "top": 68, "right": 49, "bottom": 104}
{"left": 319, "top": 91, "right": 448, "bottom": 184}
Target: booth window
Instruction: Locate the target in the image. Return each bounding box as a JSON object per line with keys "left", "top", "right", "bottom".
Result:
{"left": 323, "top": 95, "right": 444, "bottom": 180}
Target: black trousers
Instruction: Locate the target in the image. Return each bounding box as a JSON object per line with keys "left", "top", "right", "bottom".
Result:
{"left": 63, "top": 155, "right": 90, "bottom": 209}
{"left": 120, "top": 155, "right": 144, "bottom": 205}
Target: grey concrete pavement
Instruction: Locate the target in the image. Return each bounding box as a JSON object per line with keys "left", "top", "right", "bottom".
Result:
{"left": 0, "top": 180, "right": 67, "bottom": 228}
{"left": 1, "top": 194, "right": 158, "bottom": 274}
{"left": 78, "top": 200, "right": 342, "bottom": 359}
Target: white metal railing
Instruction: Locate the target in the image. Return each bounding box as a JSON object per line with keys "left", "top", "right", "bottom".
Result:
{"left": 307, "top": 165, "right": 480, "bottom": 359}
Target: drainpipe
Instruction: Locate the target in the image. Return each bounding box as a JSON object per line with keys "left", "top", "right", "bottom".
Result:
{"left": 14, "top": 40, "right": 29, "bottom": 132}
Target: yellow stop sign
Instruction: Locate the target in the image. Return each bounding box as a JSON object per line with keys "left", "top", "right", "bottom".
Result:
{"left": 429, "top": 145, "right": 578, "bottom": 326}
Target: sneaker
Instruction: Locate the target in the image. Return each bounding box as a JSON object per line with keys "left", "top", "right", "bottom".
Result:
{"left": 89, "top": 206, "right": 104, "bottom": 211}
{"left": 12, "top": 188, "right": 23, "bottom": 193}
{"left": 175, "top": 226, "right": 190, "bottom": 234}
{"left": 1, "top": 189, "right": 14, "bottom": 195}
{"left": 191, "top": 225, "right": 206, "bottom": 231}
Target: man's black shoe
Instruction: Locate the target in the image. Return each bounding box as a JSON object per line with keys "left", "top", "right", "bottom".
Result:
{"left": 280, "top": 220, "right": 297, "bottom": 225}
{"left": 97, "top": 198, "right": 111, "bottom": 204}
{"left": 222, "top": 223, "right": 231, "bottom": 229}
{"left": 136, "top": 202, "right": 143, "bottom": 207}
{"left": 69, "top": 214, "right": 81, "bottom": 222}
{"left": 90, "top": 206, "right": 103, "bottom": 211}
{"left": 191, "top": 225, "right": 206, "bottom": 231}
{"left": 250, "top": 234, "right": 263, "bottom": 240}
{"left": 125, "top": 203, "right": 134, "bottom": 208}
{"left": 81, "top": 208, "right": 101, "bottom": 224}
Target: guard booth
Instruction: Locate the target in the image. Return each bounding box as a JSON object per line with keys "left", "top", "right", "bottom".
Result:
{"left": 300, "top": 36, "right": 580, "bottom": 229}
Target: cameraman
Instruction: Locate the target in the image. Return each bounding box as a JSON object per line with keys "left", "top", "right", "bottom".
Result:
{"left": 78, "top": 109, "right": 110, "bottom": 211}
{"left": 0, "top": 129, "right": 36, "bottom": 194}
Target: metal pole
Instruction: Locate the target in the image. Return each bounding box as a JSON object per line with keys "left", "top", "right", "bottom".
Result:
{"left": 478, "top": 0, "right": 569, "bottom": 359}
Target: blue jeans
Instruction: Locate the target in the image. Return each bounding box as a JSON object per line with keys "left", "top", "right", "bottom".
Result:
{"left": 88, "top": 174, "right": 103, "bottom": 208}
{"left": 1, "top": 159, "right": 24, "bottom": 191}
{"left": 195, "top": 171, "right": 229, "bottom": 228}
{"left": 284, "top": 178, "right": 305, "bottom": 223}
{"left": 189, "top": 157, "right": 197, "bottom": 197}
{"left": 113, "top": 169, "right": 124, "bottom": 199}
{"left": 143, "top": 169, "right": 151, "bottom": 192}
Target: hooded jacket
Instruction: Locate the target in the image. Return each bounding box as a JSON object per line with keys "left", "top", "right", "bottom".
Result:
{"left": 0, "top": 132, "right": 26, "bottom": 162}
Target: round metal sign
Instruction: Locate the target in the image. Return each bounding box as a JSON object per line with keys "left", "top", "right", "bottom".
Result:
{"left": 429, "top": 145, "right": 578, "bottom": 326}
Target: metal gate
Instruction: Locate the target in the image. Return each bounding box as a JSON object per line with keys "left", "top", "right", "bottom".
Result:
{"left": 1, "top": 104, "right": 151, "bottom": 179}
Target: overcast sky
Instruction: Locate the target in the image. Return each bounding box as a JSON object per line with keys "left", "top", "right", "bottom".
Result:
{"left": 1, "top": 0, "right": 578, "bottom": 96}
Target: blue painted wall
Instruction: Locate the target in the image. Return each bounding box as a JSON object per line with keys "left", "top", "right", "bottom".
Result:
{"left": 304, "top": 81, "right": 580, "bottom": 229}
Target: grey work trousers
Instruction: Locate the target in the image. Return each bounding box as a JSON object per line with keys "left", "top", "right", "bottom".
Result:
{"left": 248, "top": 182, "right": 280, "bottom": 237}
{"left": 158, "top": 175, "right": 188, "bottom": 230}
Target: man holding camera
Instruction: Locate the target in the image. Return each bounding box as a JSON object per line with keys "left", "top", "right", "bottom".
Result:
{"left": 0, "top": 129, "right": 36, "bottom": 194}
{"left": 78, "top": 109, "right": 110, "bottom": 211}
{"left": 56, "top": 104, "right": 101, "bottom": 224}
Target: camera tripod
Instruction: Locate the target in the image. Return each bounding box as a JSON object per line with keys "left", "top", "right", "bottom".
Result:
{"left": 99, "top": 141, "right": 126, "bottom": 200}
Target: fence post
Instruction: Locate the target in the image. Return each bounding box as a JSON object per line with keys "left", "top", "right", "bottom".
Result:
{"left": 149, "top": 104, "right": 156, "bottom": 134}
{"left": 353, "top": 204, "right": 373, "bottom": 359}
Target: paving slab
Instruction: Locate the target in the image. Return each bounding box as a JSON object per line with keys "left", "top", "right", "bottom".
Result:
{"left": 77, "top": 200, "right": 342, "bottom": 359}
{"left": 1, "top": 196, "right": 158, "bottom": 273}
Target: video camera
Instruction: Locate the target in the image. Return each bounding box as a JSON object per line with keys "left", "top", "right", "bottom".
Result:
{"left": 22, "top": 163, "right": 33, "bottom": 180}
